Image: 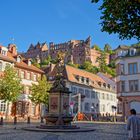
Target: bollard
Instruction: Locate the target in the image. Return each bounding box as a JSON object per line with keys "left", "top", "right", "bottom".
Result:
{"left": 14, "top": 116, "right": 17, "bottom": 125}
{"left": 0, "top": 117, "right": 3, "bottom": 125}
{"left": 40, "top": 117, "right": 44, "bottom": 123}
{"left": 27, "top": 116, "right": 30, "bottom": 124}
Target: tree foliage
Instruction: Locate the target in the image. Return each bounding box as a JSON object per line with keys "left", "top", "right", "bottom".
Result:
{"left": 41, "top": 55, "right": 51, "bottom": 67}
{"left": 29, "top": 75, "right": 51, "bottom": 105}
{"left": 32, "top": 59, "right": 41, "bottom": 68}
{"left": 0, "top": 66, "right": 23, "bottom": 102}
{"left": 104, "top": 44, "right": 111, "bottom": 52}
{"left": 131, "top": 42, "right": 140, "bottom": 47}
{"left": 79, "top": 61, "right": 99, "bottom": 74}
{"left": 92, "top": 0, "right": 140, "bottom": 40}
{"left": 96, "top": 51, "right": 108, "bottom": 73}
{"left": 91, "top": 44, "right": 101, "bottom": 51}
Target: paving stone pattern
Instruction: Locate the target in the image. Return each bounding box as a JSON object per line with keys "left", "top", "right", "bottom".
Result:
{"left": 0, "top": 122, "right": 128, "bottom": 140}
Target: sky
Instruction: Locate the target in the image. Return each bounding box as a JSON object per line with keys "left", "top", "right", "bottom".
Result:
{"left": 0, "top": 0, "right": 138, "bottom": 52}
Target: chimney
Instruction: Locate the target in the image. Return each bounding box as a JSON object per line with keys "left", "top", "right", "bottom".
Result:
{"left": 8, "top": 44, "right": 17, "bottom": 55}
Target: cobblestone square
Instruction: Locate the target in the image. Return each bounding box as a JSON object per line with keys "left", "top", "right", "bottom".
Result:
{"left": 0, "top": 122, "right": 127, "bottom": 140}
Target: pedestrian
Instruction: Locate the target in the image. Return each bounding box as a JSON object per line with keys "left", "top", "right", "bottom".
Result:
{"left": 126, "top": 109, "right": 140, "bottom": 140}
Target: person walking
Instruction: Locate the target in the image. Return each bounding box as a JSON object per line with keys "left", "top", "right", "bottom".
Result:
{"left": 126, "top": 109, "right": 140, "bottom": 140}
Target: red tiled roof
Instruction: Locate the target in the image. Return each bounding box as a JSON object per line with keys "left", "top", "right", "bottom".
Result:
{"left": 65, "top": 65, "right": 106, "bottom": 88}
{"left": 15, "top": 61, "right": 44, "bottom": 74}
{"left": 0, "top": 45, "right": 44, "bottom": 74}
{"left": 0, "top": 53, "right": 15, "bottom": 62}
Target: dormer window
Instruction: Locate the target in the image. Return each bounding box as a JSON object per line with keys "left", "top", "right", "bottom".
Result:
{"left": 103, "top": 83, "right": 106, "bottom": 88}
{"left": 86, "top": 78, "right": 89, "bottom": 84}
{"left": 117, "top": 50, "right": 128, "bottom": 57}
{"left": 98, "top": 82, "right": 101, "bottom": 86}
{"left": 17, "top": 56, "right": 21, "bottom": 63}
{"left": 28, "top": 60, "right": 32, "bottom": 66}
{"left": 1, "top": 50, "right": 7, "bottom": 56}
{"left": 75, "top": 75, "right": 79, "bottom": 81}
{"left": 130, "top": 49, "right": 136, "bottom": 56}
{"left": 81, "top": 77, "right": 84, "bottom": 83}
{"left": 108, "top": 84, "right": 111, "bottom": 89}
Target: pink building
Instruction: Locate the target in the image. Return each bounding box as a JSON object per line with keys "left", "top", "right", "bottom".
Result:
{"left": 115, "top": 45, "right": 140, "bottom": 119}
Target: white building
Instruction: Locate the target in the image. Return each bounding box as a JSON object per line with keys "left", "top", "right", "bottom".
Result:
{"left": 64, "top": 65, "right": 117, "bottom": 116}
{"left": 0, "top": 44, "right": 44, "bottom": 118}
{"left": 115, "top": 45, "right": 140, "bottom": 118}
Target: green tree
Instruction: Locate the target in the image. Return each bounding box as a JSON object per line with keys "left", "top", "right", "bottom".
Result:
{"left": 0, "top": 66, "right": 23, "bottom": 118}
{"left": 108, "top": 60, "right": 116, "bottom": 69}
{"left": 41, "top": 55, "right": 52, "bottom": 67}
{"left": 80, "top": 61, "right": 99, "bottom": 74}
{"left": 131, "top": 42, "right": 140, "bottom": 47}
{"left": 91, "top": 44, "right": 101, "bottom": 51}
{"left": 106, "top": 67, "right": 116, "bottom": 77}
{"left": 32, "top": 59, "right": 41, "bottom": 68}
{"left": 96, "top": 51, "right": 108, "bottom": 73}
{"left": 104, "top": 44, "right": 112, "bottom": 53}
{"left": 92, "top": 0, "right": 140, "bottom": 40}
{"left": 67, "top": 62, "right": 79, "bottom": 68}
{"left": 29, "top": 75, "right": 51, "bottom": 116}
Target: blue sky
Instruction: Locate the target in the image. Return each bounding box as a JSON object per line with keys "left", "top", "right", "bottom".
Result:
{"left": 0, "top": 0, "right": 138, "bottom": 52}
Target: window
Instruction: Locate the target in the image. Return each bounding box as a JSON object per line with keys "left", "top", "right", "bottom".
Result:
{"left": 102, "top": 93, "right": 105, "bottom": 100}
{"left": 120, "top": 64, "right": 124, "bottom": 74}
{"left": 117, "top": 64, "right": 125, "bottom": 75}
{"left": 130, "top": 49, "right": 136, "bottom": 56}
{"left": 0, "top": 62, "right": 2, "bottom": 71}
{"left": 27, "top": 72, "right": 30, "bottom": 80}
{"left": 28, "top": 60, "right": 31, "bottom": 66}
{"left": 96, "top": 92, "right": 100, "bottom": 99}
{"left": 78, "top": 88, "right": 84, "bottom": 95}
{"left": 107, "top": 84, "right": 111, "bottom": 89}
{"left": 120, "top": 81, "right": 125, "bottom": 92}
{"left": 1, "top": 50, "right": 6, "bottom": 56}
{"left": 129, "top": 80, "right": 139, "bottom": 92}
{"left": 86, "top": 78, "right": 89, "bottom": 84}
{"left": 110, "top": 95, "right": 113, "bottom": 101}
{"left": 91, "top": 91, "right": 96, "bottom": 98}
{"left": 101, "top": 104, "right": 105, "bottom": 112}
{"left": 128, "top": 63, "right": 137, "bottom": 74}
{"left": 106, "top": 94, "right": 109, "bottom": 100}
{"left": 0, "top": 100, "right": 6, "bottom": 112}
{"left": 75, "top": 75, "right": 79, "bottom": 81}
{"left": 17, "top": 56, "right": 21, "bottom": 62}
{"left": 21, "top": 71, "right": 25, "bottom": 79}
{"left": 81, "top": 77, "right": 84, "bottom": 83}
{"left": 103, "top": 83, "right": 106, "bottom": 88}
{"left": 33, "top": 74, "right": 37, "bottom": 81}
{"left": 84, "top": 102, "right": 90, "bottom": 112}
{"left": 85, "top": 90, "right": 90, "bottom": 98}
{"left": 98, "top": 82, "right": 101, "bottom": 87}
{"left": 71, "top": 86, "right": 77, "bottom": 94}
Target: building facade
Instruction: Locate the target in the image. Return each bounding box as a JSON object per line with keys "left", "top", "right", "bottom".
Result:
{"left": 48, "top": 64, "right": 117, "bottom": 116}
{"left": 115, "top": 45, "right": 140, "bottom": 118}
{"left": 0, "top": 44, "right": 44, "bottom": 118}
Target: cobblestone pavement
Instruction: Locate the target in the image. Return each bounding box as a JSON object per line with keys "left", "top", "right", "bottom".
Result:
{"left": 0, "top": 122, "right": 128, "bottom": 140}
